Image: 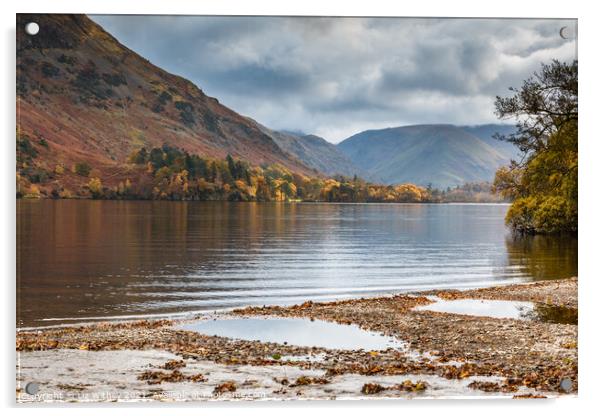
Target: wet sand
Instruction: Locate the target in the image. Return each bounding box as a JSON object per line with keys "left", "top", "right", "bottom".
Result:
{"left": 16, "top": 277, "right": 577, "bottom": 402}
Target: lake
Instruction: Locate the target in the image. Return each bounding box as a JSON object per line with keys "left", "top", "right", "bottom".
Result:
{"left": 16, "top": 200, "right": 577, "bottom": 328}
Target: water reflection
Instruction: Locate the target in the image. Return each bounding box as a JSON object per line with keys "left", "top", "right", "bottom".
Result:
{"left": 179, "top": 317, "right": 405, "bottom": 351}
{"left": 416, "top": 298, "right": 535, "bottom": 320}
{"left": 417, "top": 298, "right": 577, "bottom": 324}
{"left": 17, "top": 200, "right": 577, "bottom": 327}
{"left": 525, "top": 304, "right": 578, "bottom": 325}
{"left": 504, "top": 235, "right": 578, "bottom": 281}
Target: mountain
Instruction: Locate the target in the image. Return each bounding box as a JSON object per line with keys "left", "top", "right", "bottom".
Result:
{"left": 15, "top": 14, "right": 521, "bottom": 198}
{"left": 337, "top": 124, "right": 518, "bottom": 189}
{"left": 255, "top": 127, "right": 367, "bottom": 178}
{"left": 460, "top": 124, "right": 521, "bottom": 161}
{"left": 16, "top": 14, "right": 319, "bottom": 195}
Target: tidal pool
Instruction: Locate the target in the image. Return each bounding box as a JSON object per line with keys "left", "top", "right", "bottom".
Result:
{"left": 179, "top": 317, "right": 405, "bottom": 351}
{"left": 416, "top": 298, "right": 577, "bottom": 324}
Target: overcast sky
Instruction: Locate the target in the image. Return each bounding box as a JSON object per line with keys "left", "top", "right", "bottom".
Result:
{"left": 91, "top": 16, "right": 577, "bottom": 143}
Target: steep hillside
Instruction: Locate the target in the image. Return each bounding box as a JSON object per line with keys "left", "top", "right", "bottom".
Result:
{"left": 338, "top": 124, "right": 514, "bottom": 188}
{"left": 255, "top": 126, "right": 367, "bottom": 178}
{"left": 16, "top": 14, "right": 317, "bottom": 196}
{"left": 460, "top": 124, "right": 521, "bottom": 161}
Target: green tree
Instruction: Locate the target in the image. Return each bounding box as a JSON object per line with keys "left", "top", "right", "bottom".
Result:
{"left": 226, "top": 154, "right": 236, "bottom": 178}
{"left": 149, "top": 148, "right": 165, "bottom": 170}
{"left": 493, "top": 60, "right": 577, "bottom": 234}
{"left": 74, "top": 162, "right": 92, "bottom": 177}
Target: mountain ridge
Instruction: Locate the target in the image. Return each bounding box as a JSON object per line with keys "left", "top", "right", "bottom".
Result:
{"left": 337, "top": 123, "right": 517, "bottom": 188}
{"left": 259, "top": 128, "right": 369, "bottom": 178}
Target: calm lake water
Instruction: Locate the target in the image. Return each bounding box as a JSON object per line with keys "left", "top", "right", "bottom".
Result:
{"left": 17, "top": 200, "right": 577, "bottom": 328}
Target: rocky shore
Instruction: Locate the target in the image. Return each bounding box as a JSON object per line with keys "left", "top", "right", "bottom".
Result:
{"left": 16, "top": 278, "right": 577, "bottom": 402}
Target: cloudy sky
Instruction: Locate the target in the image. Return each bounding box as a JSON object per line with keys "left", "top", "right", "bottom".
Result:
{"left": 92, "top": 16, "right": 577, "bottom": 143}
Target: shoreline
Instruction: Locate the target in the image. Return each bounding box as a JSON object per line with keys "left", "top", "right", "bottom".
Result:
{"left": 16, "top": 278, "right": 577, "bottom": 402}
{"left": 18, "top": 198, "right": 512, "bottom": 204}
{"left": 18, "top": 276, "right": 558, "bottom": 331}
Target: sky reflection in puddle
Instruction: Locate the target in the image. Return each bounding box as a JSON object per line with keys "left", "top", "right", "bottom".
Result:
{"left": 416, "top": 298, "right": 577, "bottom": 324}
{"left": 179, "top": 317, "right": 405, "bottom": 350}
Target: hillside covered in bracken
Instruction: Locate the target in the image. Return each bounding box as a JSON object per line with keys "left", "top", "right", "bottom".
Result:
{"left": 16, "top": 14, "right": 330, "bottom": 199}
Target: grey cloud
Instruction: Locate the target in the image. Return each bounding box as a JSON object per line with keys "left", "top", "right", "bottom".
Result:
{"left": 91, "top": 15, "right": 577, "bottom": 142}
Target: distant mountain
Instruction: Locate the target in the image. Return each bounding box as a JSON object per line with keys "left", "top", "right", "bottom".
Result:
{"left": 256, "top": 127, "right": 367, "bottom": 178}
{"left": 16, "top": 14, "right": 318, "bottom": 194}
{"left": 460, "top": 124, "right": 521, "bottom": 161}
{"left": 337, "top": 124, "right": 519, "bottom": 189}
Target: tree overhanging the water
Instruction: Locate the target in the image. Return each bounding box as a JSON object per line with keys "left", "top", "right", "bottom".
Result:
{"left": 493, "top": 60, "right": 578, "bottom": 235}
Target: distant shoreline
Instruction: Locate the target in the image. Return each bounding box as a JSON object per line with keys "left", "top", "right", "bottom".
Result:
{"left": 16, "top": 198, "right": 511, "bottom": 204}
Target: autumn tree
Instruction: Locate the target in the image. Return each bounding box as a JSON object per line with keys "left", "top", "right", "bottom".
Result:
{"left": 255, "top": 176, "right": 272, "bottom": 201}
{"left": 493, "top": 60, "right": 577, "bottom": 234}
{"left": 87, "top": 177, "right": 103, "bottom": 198}
{"left": 73, "top": 162, "right": 91, "bottom": 177}
{"left": 279, "top": 181, "right": 297, "bottom": 200}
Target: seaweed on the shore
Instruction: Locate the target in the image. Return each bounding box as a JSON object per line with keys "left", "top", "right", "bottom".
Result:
{"left": 361, "top": 380, "right": 428, "bottom": 395}
{"left": 213, "top": 381, "right": 237, "bottom": 394}
{"left": 289, "top": 376, "right": 330, "bottom": 387}
{"left": 137, "top": 369, "right": 206, "bottom": 385}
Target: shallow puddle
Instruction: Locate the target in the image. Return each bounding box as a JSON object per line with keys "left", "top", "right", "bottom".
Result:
{"left": 416, "top": 298, "right": 577, "bottom": 324}
{"left": 179, "top": 317, "right": 405, "bottom": 351}
{"left": 416, "top": 298, "right": 535, "bottom": 319}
